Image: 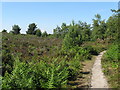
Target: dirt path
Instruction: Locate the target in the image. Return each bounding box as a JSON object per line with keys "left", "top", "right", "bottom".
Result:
{"left": 91, "top": 51, "right": 109, "bottom": 88}
{"left": 67, "top": 56, "right": 96, "bottom": 88}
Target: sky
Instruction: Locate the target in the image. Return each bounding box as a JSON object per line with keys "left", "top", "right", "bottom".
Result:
{"left": 1, "top": 2, "right": 118, "bottom": 34}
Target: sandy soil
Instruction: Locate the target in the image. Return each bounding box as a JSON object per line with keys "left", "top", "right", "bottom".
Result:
{"left": 91, "top": 51, "right": 109, "bottom": 88}
{"left": 68, "top": 56, "right": 96, "bottom": 88}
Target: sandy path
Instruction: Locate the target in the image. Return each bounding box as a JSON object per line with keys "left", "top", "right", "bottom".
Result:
{"left": 91, "top": 51, "right": 109, "bottom": 88}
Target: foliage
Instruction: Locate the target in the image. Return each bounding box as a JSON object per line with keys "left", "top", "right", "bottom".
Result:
{"left": 11, "top": 25, "right": 21, "bottom": 34}
{"left": 2, "top": 29, "right": 7, "bottom": 33}
{"left": 42, "top": 31, "right": 48, "bottom": 37}
{"left": 53, "top": 21, "right": 91, "bottom": 40}
{"left": 66, "top": 58, "right": 81, "bottom": 80}
{"left": 101, "top": 8, "right": 120, "bottom": 88}
{"left": 2, "top": 33, "right": 62, "bottom": 76}
{"left": 105, "top": 15, "right": 118, "bottom": 40}
{"left": 2, "top": 32, "right": 85, "bottom": 88}
{"left": 102, "top": 44, "right": 119, "bottom": 88}
{"left": 2, "top": 11, "right": 119, "bottom": 88}
{"left": 26, "top": 23, "right": 37, "bottom": 35}
{"left": 91, "top": 14, "right": 106, "bottom": 40}
{"left": 61, "top": 46, "right": 91, "bottom": 61}
{"left": 76, "top": 47, "right": 91, "bottom": 60}
{"left": 62, "top": 25, "right": 83, "bottom": 50}
{"left": 38, "top": 58, "right": 68, "bottom": 88}
{"left": 53, "top": 23, "right": 69, "bottom": 38}
{"left": 2, "top": 44, "right": 14, "bottom": 76}
{"left": 104, "top": 44, "right": 118, "bottom": 61}
{"left": 36, "top": 29, "right": 42, "bottom": 37}
{"left": 2, "top": 57, "right": 37, "bottom": 89}
{"left": 60, "top": 46, "right": 91, "bottom": 79}
{"left": 53, "top": 26, "right": 62, "bottom": 38}
{"left": 83, "top": 46, "right": 98, "bottom": 55}
{"left": 9, "top": 31, "right": 14, "bottom": 34}
{"left": 2, "top": 56, "right": 68, "bottom": 88}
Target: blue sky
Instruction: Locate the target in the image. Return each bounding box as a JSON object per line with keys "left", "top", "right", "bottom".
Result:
{"left": 2, "top": 2, "right": 118, "bottom": 34}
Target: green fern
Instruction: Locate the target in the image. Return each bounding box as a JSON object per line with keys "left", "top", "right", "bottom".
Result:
{"left": 39, "top": 58, "right": 68, "bottom": 88}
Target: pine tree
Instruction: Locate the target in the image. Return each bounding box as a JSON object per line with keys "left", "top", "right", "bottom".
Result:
{"left": 12, "top": 25, "right": 21, "bottom": 34}
{"left": 26, "top": 23, "right": 37, "bottom": 35}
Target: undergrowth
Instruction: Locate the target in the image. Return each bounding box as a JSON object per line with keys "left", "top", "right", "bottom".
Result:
{"left": 102, "top": 44, "right": 119, "bottom": 88}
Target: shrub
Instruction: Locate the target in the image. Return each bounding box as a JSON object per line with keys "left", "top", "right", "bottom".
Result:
{"left": 76, "top": 47, "right": 91, "bottom": 60}
{"left": 104, "top": 44, "right": 118, "bottom": 61}
{"left": 38, "top": 58, "right": 68, "bottom": 88}
{"left": 59, "top": 46, "right": 90, "bottom": 80}
{"left": 83, "top": 46, "right": 98, "bottom": 55}
{"left": 36, "top": 29, "right": 42, "bottom": 37}
{"left": 2, "top": 45, "right": 14, "bottom": 76}
{"left": 2, "top": 57, "right": 37, "bottom": 89}
{"left": 2, "top": 29, "right": 7, "bottom": 33}
{"left": 102, "top": 44, "right": 119, "bottom": 88}
{"left": 62, "top": 26, "right": 83, "bottom": 51}
{"left": 42, "top": 31, "right": 48, "bottom": 37}
{"left": 66, "top": 58, "right": 81, "bottom": 80}
{"left": 2, "top": 57, "right": 69, "bottom": 88}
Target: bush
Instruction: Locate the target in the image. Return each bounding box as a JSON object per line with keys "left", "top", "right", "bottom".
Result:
{"left": 42, "top": 31, "right": 48, "bottom": 37}
{"left": 2, "top": 29, "right": 7, "bottom": 33}
{"left": 36, "top": 29, "right": 42, "bottom": 37}
{"left": 104, "top": 44, "right": 118, "bottom": 61}
{"left": 2, "top": 45, "right": 14, "bottom": 76}
{"left": 83, "top": 46, "right": 98, "bottom": 55}
{"left": 76, "top": 47, "right": 91, "bottom": 60}
{"left": 66, "top": 58, "right": 81, "bottom": 80}
{"left": 2, "top": 57, "right": 69, "bottom": 88}
{"left": 62, "top": 26, "right": 83, "bottom": 51}
{"left": 38, "top": 58, "right": 68, "bottom": 88}
{"left": 2, "top": 57, "right": 37, "bottom": 89}
{"left": 102, "top": 44, "right": 119, "bottom": 88}
{"left": 59, "top": 46, "right": 91, "bottom": 80}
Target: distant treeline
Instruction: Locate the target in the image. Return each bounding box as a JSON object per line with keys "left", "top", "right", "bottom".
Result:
{"left": 2, "top": 10, "right": 119, "bottom": 41}
{"left": 2, "top": 23, "right": 49, "bottom": 37}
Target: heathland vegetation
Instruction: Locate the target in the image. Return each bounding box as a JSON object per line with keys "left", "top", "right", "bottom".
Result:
{"left": 1, "top": 9, "right": 119, "bottom": 88}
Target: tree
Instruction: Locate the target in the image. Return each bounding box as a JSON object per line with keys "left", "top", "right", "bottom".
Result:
{"left": 62, "top": 25, "right": 83, "bottom": 50}
{"left": 61, "top": 23, "right": 69, "bottom": 38}
{"left": 2, "top": 29, "right": 7, "bottom": 33}
{"left": 53, "top": 23, "right": 69, "bottom": 38}
{"left": 82, "top": 26, "right": 91, "bottom": 41}
{"left": 91, "top": 14, "right": 100, "bottom": 40}
{"left": 12, "top": 25, "right": 21, "bottom": 34}
{"left": 105, "top": 11, "right": 118, "bottom": 40}
{"left": 42, "top": 31, "right": 48, "bottom": 37}
{"left": 26, "top": 23, "right": 37, "bottom": 35}
{"left": 99, "top": 20, "right": 107, "bottom": 39}
{"left": 36, "top": 29, "right": 42, "bottom": 37}
{"left": 53, "top": 26, "right": 61, "bottom": 38}
{"left": 91, "top": 14, "right": 106, "bottom": 40}
{"left": 111, "top": 9, "right": 120, "bottom": 13}
{"left": 95, "top": 14, "right": 101, "bottom": 22}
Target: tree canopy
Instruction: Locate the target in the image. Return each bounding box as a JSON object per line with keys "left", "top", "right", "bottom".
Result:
{"left": 26, "top": 23, "right": 37, "bottom": 35}
{"left": 12, "top": 25, "right": 21, "bottom": 34}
